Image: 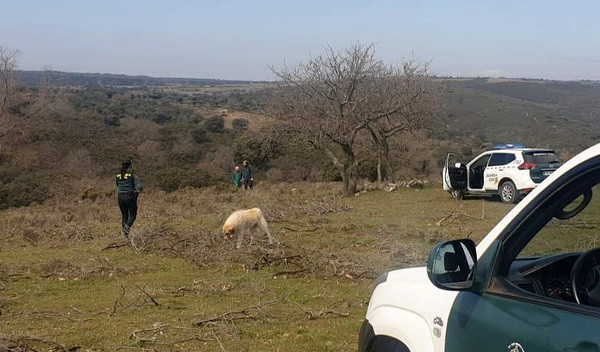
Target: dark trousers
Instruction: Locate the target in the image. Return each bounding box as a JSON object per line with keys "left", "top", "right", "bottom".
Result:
{"left": 118, "top": 193, "right": 138, "bottom": 237}
{"left": 242, "top": 178, "right": 253, "bottom": 189}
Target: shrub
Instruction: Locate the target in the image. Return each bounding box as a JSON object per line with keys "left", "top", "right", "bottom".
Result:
{"left": 153, "top": 167, "right": 216, "bottom": 192}
{"left": 205, "top": 116, "right": 225, "bottom": 133}
{"left": 0, "top": 165, "right": 19, "bottom": 184}
{"left": 0, "top": 174, "right": 50, "bottom": 209}
{"left": 152, "top": 114, "right": 171, "bottom": 124}
{"left": 232, "top": 132, "right": 273, "bottom": 169}
{"left": 413, "top": 159, "right": 432, "bottom": 176}
{"left": 192, "top": 126, "right": 209, "bottom": 143}
{"left": 231, "top": 118, "right": 249, "bottom": 132}
{"left": 104, "top": 115, "right": 120, "bottom": 126}
{"left": 357, "top": 157, "right": 379, "bottom": 182}
{"left": 167, "top": 149, "right": 203, "bottom": 164}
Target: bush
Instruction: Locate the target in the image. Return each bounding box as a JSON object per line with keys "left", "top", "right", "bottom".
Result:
{"left": 152, "top": 114, "right": 171, "bottom": 124}
{"left": 357, "top": 157, "right": 379, "bottom": 182}
{"left": 232, "top": 132, "right": 276, "bottom": 169}
{"left": 205, "top": 116, "right": 225, "bottom": 133}
{"left": 0, "top": 165, "right": 19, "bottom": 184}
{"left": 231, "top": 118, "right": 249, "bottom": 132}
{"left": 104, "top": 115, "right": 120, "bottom": 126}
{"left": 153, "top": 167, "right": 216, "bottom": 192}
{"left": 192, "top": 126, "right": 209, "bottom": 143}
{"left": 0, "top": 174, "right": 50, "bottom": 209}
{"left": 413, "top": 159, "right": 432, "bottom": 176}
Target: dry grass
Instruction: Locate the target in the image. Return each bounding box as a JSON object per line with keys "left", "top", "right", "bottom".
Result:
{"left": 0, "top": 183, "right": 512, "bottom": 351}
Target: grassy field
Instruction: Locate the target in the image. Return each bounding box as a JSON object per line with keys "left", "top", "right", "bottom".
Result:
{"left": 0, "top": 183, "right": 513, "bottom": 351}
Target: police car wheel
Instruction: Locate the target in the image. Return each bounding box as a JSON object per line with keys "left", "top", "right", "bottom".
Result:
{"left": 499, "top": 181, "right": 518, "bottom": 204}
{"left": 367, "top": 336, "right": 410, "bottom": 352}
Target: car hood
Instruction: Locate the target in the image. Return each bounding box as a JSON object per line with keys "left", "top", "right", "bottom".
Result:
{"left": 387, "top": 266, "right": 428, "bottom": 283}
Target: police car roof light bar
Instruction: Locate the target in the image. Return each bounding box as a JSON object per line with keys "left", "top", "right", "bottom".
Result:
{"left": 493, "top": 143, "right": 525, "bottom": 149}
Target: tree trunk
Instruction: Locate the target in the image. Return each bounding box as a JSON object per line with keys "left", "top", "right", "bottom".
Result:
{"left": 339, "top": 165, "right": 358, "bottom": 195}
{"left": 325, "top": 145, "right": 359, "bottom": 195}
{"left": 344, "top": 159, "right": 359, "bottom": 194}
{"left": 367, "top": 126, "right": 385, "bottom": 183}
{"left": 376, "top": 153, "right": 383, "bottom": 183}
{"left": 381, "top": 137, "right": 395, "bottom": 183}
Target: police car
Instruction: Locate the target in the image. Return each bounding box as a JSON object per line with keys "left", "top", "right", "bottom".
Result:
{"left": 360, "top": 143, "right": 600, "bottom": 352}
{"left": 442, "top": 144, "right": 563, "bottom": 203}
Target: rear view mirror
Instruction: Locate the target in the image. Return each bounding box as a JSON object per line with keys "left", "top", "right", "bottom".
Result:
{"left": 454, "top": 162, "right": 462, "bottom": 168}
{"left": 427, "top": 239, "right": 476, "bottom": 290}
{"left": 555, "top": 188, "right": 592, "bottom": 220}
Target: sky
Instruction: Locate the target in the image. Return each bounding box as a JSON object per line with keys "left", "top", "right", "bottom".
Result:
{"left": 1, "top": 0, "right": 600, "bottom": 81}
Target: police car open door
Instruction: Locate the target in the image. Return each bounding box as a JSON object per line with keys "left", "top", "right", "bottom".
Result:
{"left": 444, "top": 153, "right": 467, "bottom": 190}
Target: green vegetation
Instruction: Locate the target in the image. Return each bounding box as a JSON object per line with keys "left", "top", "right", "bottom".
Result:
{"left": 0, "top": 184, "right": 512, "bottom": 351}
{"left": 3, "top": 70, "right": 600, "bottom": 209}
{"left": 441, "top": 78, "right": 600, "bottom": 152}
{"left": 205, "top": 115, "right": 226, "bottom": 133}
{"left": 0, "top": 173, "right": 49, "bottom": 210}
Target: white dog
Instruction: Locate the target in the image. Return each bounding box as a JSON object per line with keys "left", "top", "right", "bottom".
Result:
{"left": 222, "top": 208, "right": 274, "bottom": 249}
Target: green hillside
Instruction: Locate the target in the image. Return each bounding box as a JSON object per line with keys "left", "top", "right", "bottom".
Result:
{"left": 440, "top": 78, "right": 600, "bottom": 152}
{"left": 2, "top": 73, "right": 600, "bottom": 210}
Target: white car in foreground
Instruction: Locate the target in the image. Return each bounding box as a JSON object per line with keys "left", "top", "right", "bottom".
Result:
{"left": 361, "top": 143, "right": 600, "bottom": 351}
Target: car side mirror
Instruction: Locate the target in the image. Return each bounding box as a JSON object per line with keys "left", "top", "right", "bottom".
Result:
{"left": 427, "top": 239, "right": 477, "bottom": 290}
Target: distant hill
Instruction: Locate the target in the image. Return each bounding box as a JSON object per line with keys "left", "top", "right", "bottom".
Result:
{"left": 439, "top": 78, "right": 600, "bottom": 152}
{"left": 15, "top": 70, "right": 258, "bottom": 87}
{"left": 14, "top": 69, "right": 600, "bottom": 152}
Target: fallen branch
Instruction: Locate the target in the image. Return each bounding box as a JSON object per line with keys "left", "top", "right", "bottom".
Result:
{"left": 134, "top": 284, "right": 160, "bottom": 307}
{"left": 436, "top": 211, "right": 482, "bottom": 227}
{"left": 101, "top": 241, "right": 129, "bottom": 251}
{"left": 436, "top": 211, "right": 455, "bottom": 227}
{"left": 272, "top": 268, "right": 309, "bottom": 277}
{"left": 211, "top": 329, "right": 227, "bottom": 352}
{"left": 194, "top": 299, "right": 280, "bottom": 326}
{"left": 282, "top": 226, "right": 321, "bottom": 233}
{"left": 0, "top": 310, "right": 92, "bottom": 322}
{"left": 0, "top": 334, "right": 72, "bottom": 352}
{"left": 305, "top": 309, "right": 350, "bottom": 320}
{"left": 252, "top": 255, "right": 302, "bottom": 270}
{"left": 130, "top": 324, "right": 168, "bottom": 344}
{"left": 129, "top": 323, "right": 206, "bottom": 345}
{"left": 110, "top": 284, "right": 126, "bottom": 316}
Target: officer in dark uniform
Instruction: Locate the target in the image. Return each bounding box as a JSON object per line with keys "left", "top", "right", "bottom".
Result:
{"left": 116, "top": 160, "right": 142, "bottom": 238}
{"left": 241, "top": 160, "right": 254, "bottom": 190}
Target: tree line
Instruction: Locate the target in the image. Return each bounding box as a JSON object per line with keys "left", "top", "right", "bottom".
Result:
{"left": 0, "top": 43, "right": 444, "bottom": 209}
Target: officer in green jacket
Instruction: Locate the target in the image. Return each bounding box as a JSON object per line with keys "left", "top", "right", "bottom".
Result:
{"left": 115, "top": 160, "right": 142, "bottom": 238}
{"left": 232, "top": 165, "right": 242, "bottom": 188}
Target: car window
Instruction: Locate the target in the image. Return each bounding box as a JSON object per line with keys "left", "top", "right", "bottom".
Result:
{"left": 471, "top": 155, "right": 491, "bottom": 168}
{"left": 523, "top": 151, "right": 562, "bottom": 164}
{"left": 519, "top": 186, "right": 600, "bottom": 258}
{"left": 489, "top": 153, "right": 515, "bottom": 166}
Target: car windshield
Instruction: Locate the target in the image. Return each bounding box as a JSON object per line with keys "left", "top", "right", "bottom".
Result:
{"left": 519, "top": 185, "right": 600, "bottom": 258}
{"left": 523, "top": 151, "right": 562, "bottom": 164}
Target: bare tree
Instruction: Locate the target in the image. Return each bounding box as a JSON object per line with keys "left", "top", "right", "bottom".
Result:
{"left": 0, "top": 48, "right": 60, "bottom": 142}
{"left": 366, "top": 60, "right": 441, "bottom": 183}
{"left": 268, "top": 43, "right": 436, "bottom": 194}
{"left": 0, "top": 46, "right": 19, "bottom": 121}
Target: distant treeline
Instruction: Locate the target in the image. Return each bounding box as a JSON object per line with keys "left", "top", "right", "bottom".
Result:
{"left": 15, "top": 70, "right": 263, "bottom": 87}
